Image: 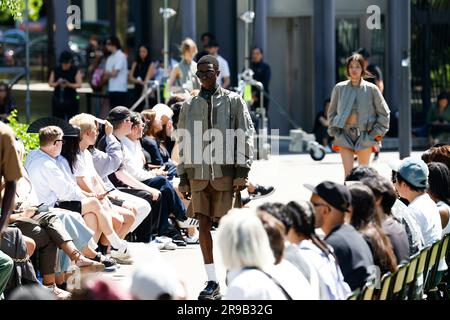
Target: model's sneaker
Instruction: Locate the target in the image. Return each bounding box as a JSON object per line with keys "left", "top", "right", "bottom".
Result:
{"left": 177, "top": 217, "right": 200, "bottom": 229}
{"left": 45, "top": 284, "right": 71, "bottom": 300}
{"left": 198, "top": 281, "right": 221, "bottom": 300}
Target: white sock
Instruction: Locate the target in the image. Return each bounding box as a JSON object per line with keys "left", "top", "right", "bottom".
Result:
{"left": 106, "top": 233, "right": 125, "bottom": 250}
{"left": 88, "top": 238, "right": 98, "bottom": 250}
{"left": 205, "top": 264, "right": 218, "bottom": 282}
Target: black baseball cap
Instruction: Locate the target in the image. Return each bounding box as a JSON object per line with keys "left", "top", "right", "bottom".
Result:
{"left": 304, "top": 181, "right": 352, "bottom": 213}
{"left": 108, "top": 106, "right": 132, "bottom": 123}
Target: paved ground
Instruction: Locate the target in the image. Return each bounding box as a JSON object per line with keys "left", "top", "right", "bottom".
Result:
{"left": 96, "top": 150, "right": 423, "bottom": 299}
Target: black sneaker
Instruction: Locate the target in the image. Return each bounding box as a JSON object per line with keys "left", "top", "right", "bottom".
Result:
{"left": 198, "top": 281, "right": 221, "bottom": 300}
{"left": 93, "top": 253, "right": 118, "bottom": 271}
{"left": 249, "top": 185, "right": 275, "bottom": 200}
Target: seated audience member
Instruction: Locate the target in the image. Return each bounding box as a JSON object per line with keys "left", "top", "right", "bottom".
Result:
{"left": 141, "top": 109, "right": 177, "bottom": 180}
{"left": 347, "top": 166, "right": 424, "bottom": 256}
{"left": 257, "top": 211, "right": 318, "bottom": 300}
{"left": 130, "top": 263, "right": 187, "bottom": 300}
{"left": 1, "top": 228, "right": 38, "bottom": 298}
{"left": 305, "top": 181, "right": 374, "bottom": 291}
{"left": 97, "top": 107, "right": 187, "bottom": 245}
{"left": 218, "top": 209, "right": 302, "bottom": 300}
{"left": 360, "top": 176, "right": 410, "bottom": 263}
{"left": 282, "top": 201, "right": 351, "bottom": 300}
{"left": 25, "top": 126, "right": 132, "bottom": 263}
{"left": 421, "top": 144, "right": 450, "bottom": 170}
{"left": 427, "top": 162, "right": 450, "bottom": 235}
{"left": 347, "top": 184, "right": 398, "bottom": 274}
{"left": 257, "top": 202, "right": 325, "bottom": 299}
{"left": 428, "top": 92, "right": 450, "bottom": 145}
{"left": 68, "top": 115, "right": 144, "bottom": 241}
{"left": 87, "top": 119, "right": 160, "bottom": 245}
{"left": 390, "top": 158, "right": 442, "bottom": 246}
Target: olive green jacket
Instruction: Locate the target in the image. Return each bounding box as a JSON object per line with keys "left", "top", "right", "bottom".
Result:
{"left": 176, "top": 87, "right": 255, "bottom": 191}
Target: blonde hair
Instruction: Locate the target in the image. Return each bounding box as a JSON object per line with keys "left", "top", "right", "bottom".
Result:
{"left": 217, "top": 208, "right": 275, "bottom": 270}
{"left": 39, "top": 126, "right": 63, "bottom": 147}
{"left": 180, "top": 38, "right": 198, "bottom": 58}
{"left": 69, "top": 113, "right": 97, "bottom": 138}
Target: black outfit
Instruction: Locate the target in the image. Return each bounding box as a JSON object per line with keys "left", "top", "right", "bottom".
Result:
{"left": 250, "top": 61, "right": 271, "bottom": 112}
{"left": 52, "top": 66, "right": 80, "bottom": 121}
{"left": 132, "top": 60, "right": 154, "bottom": 112}
{"left": 313, "top": 111, "right": 330, "bottom": 146}
{"left": 0, "top": 99, "right": 16, "bottom": 123}
{"left": 366, "top": 64, "right": 383, "bottom": 86}
{"left": 108, "top": 92, "right": 129, "bottom": 109}
{"left": 325, "top": 223, "right": 374, "bottom": 291}
{"left": 382, "top": 217, "right": 410, "bottom": 263}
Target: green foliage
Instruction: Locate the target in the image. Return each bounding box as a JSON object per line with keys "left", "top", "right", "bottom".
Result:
{"left": 0, "top": 0, "right": 43, "bottom": 21}
{"left": 7, "top": 110, "right": 39, "bottom": 155}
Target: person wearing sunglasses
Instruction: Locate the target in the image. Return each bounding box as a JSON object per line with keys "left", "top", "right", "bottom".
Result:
{"left": 177, "top": 55, "right": 255, "bottom": 300}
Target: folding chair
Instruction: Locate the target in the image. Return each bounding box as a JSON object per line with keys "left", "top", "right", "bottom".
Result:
{"left": 409, "top": 245, "right": 431, "bottom": 300}
{"left": 428, "top": 234, "right": 450, "bottom": 299}
{"left": 439, "top": 233, "right": 450, "bottom": 300}
{"left": 360, "top": 279, "right": 377, "bottom": 300}
{"left": 391, "top": 263, "right": 409, "bottom": 300}
{"left": 401, "top": 252, "right": 419, "bottom": 300}
{"left": 347, "top": 288, "right": 361, "bottom": 300}
{"left": 378, "top": 272, "right": 393, "bottom": 300}
{"left": 423, "top": 240, "right": 441, "bottom": 296}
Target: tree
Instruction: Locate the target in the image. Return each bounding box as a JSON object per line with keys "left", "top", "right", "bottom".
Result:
{"left": 115, "top": 0, "right": 128, "bottom": 50}
{"left": 0, "top": 0, "right": 44, "bottom": 21}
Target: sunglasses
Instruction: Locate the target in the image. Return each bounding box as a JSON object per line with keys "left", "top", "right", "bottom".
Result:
{"left": 196, "top": 70, "right": 216, "bottom": 79}
{"left": 53, "top": 139, "right": 65, "bottom": 145}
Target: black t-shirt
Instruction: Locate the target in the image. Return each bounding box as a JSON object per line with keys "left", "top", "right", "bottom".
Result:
{"left": 250, "top": 61, "right": 271, "bottom": 93}
{"left": 366, "top": 64, "right": 383, "bottom": 85}
{"left": 382, "top": 217, "right": 410, "bottom": 263}
{"left": 325, "top": 223, "right": 374, "bottom": 291}
{"left": 53, "top": 65, "right": 79, "bottom": 102}
{"left": 313, "top": 111, "right": 327, "bottom": 133}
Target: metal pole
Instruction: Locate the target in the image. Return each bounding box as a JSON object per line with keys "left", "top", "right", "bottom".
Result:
{"left": 25, "top": 0, "right": 31, "bottom": 124}
{"left": 163, "top": 0, "right": 169, "bottom": 77}
{"left": 399, "top": 0, "right": 412, "bottom": 159}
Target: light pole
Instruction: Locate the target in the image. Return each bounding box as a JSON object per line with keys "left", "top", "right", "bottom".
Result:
{"left": 159, "top": 0, "right": 176, "bottom": 77}
{"left": 25, "top": 0, "right": 31, "bottom": 124}
{"left": 240, "top": 10, "right": 255, "bottom": 71}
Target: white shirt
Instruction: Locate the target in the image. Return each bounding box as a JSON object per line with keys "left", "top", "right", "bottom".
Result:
{"left": 74, "top": 150, "right": 102, "bottom": 192}
{"left": 216, "top": 55, "right": 230, "bottom": 86}
{"left": 106, "top": 49, "right": 128, "bottom": 92}
{"left": 121, "top": 137, "right": 155, "bottom": 182}
{"left": 25, "top": 149, "right": 83, "bottom": 207}
{"left": 408, "top": 193, "right": 443, "bottom": 246}
{"left": 438, "top": 201, "right": 450, "bottom": 236}
{"left": 298, "top": 240, "right": 351, "bottom": 300}
{"left": 225, "top": 261, "right": 316, "bottom": 300}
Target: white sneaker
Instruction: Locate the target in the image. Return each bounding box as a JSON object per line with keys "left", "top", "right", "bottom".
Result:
{"left": 110, "top": 242, "right": 133, "bottom": 264}
{"left": 163, "top": 242, "right": 177, "bottom": 250}
{"left": 45, "top": 284, "right": 71, "bottom": 300}
{"left": 177, "top": 218, "right": 199, "bottom": 229}
{"left": 186, "top": 234, "right": 199, "bottom": 245}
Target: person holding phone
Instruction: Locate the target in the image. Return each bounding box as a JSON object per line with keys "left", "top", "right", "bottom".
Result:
{"left": 48, "top": 51, "right": 82, "bottom": 121}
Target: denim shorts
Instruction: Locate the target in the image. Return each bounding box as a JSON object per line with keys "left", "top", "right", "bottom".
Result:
{"left": 333, "top": 125, "right": 377, "bottom": 151}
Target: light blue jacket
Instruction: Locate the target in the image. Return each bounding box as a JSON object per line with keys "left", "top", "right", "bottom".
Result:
{"left": 327, "top": 80, "right": 390, "bottom": 139}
